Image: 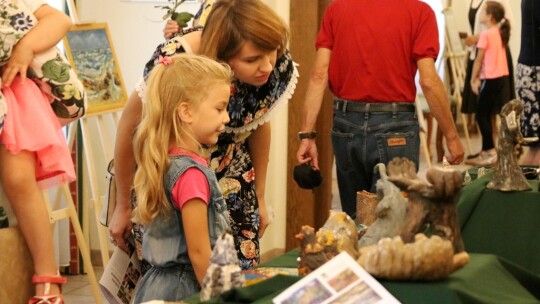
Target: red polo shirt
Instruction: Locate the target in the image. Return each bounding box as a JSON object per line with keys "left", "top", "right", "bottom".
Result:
{"left": 316, "top": 0, "right": 439, "bottom": 102}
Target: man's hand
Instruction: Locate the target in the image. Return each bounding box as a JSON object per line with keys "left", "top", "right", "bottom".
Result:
{"left": 296, "top": 139, "right": 319, "bottom": 170}
{"left": 444, "top": 136, "right": 465, "bottom": 165}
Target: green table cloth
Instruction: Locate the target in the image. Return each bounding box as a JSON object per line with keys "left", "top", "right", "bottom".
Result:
{"left": 184, "top": 249, "right": 540, "bottom": 304}
{"left": 458, "top": 172, "right": 540, "bottom": 275}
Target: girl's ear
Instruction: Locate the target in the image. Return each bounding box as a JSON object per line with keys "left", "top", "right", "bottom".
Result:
{"left": 177, "top": 102, "right": 194, "bottom": 123}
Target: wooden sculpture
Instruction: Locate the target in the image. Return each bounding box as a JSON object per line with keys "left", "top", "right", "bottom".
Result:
{"left": 357, "top": 234, "right": 469, "bottom": 281}
{"left": 296, "top": 211, "right": 358, "bottom": 275}
{"left": 386, "top": 157, "right": 465, "bottom": 253}
{"left": 488, "top": 99, "right": 532, "bottom": 191}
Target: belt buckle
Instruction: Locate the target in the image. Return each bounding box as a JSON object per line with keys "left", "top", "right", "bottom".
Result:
{"left": 335, "top": 100, "right": 345, "bottom": 112}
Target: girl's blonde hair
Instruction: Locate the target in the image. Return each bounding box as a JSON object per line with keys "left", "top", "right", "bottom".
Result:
{"left": 133, "top": 54, "right": 233, "bottom": 224}
{"left": 199, "top": 0, "right": 290, "bottom": 61}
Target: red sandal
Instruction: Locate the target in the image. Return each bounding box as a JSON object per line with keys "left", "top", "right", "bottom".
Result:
{"left": 28, "top": 273, "right": 67, "bottom": 304}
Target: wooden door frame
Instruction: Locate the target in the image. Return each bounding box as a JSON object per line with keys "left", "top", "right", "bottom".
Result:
{"left": 286, "top": 0, "right": 333, "bottom": 251}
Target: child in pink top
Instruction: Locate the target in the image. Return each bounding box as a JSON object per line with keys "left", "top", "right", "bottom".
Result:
{"left": 467, "top": 1, "right": 511, "bottom": 166}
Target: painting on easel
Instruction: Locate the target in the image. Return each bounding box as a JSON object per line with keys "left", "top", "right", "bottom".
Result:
{"left": 63, "top": 23, "right": 127, "bottom": 116}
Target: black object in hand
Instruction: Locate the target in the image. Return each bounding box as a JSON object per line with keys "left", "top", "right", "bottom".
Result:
{"left": 293, "top": 164, "right": 323, "bottom": 189}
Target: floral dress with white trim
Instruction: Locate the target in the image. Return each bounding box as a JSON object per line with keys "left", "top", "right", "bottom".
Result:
{"left": 139, "top": 27, "right": 298, "bottom": 269}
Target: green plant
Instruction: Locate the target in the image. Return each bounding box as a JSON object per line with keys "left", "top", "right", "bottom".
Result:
{"left": 156, "top": 0, "right": 194, "bottom": 28}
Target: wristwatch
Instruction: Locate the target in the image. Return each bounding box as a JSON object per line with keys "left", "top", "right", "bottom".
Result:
{"left": 298, "top": 131, "right": 317, "bottom": 140}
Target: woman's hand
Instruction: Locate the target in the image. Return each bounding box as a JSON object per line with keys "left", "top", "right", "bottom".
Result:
{"left": 465, "top": 35, "right": 479, "bottom": 47}
{"left": 258, "top": 196, "right": 270, "bottom": 238}
{"left": 108, "top": 202, "right": 133, "bottom": 252}
{"left": 1, "top": 43, "right": 33, "bottom": 87}
{"left": 471, "top": 78, "right": 481, "bottom": 95}
{"left": 163, "top": 19, "right": 180, "bottom": 39}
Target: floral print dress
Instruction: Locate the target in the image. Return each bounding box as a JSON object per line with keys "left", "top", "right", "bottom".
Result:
{"left": 0, "top": 0, "right": 86, "bottom": 135}
{"left": 138, "top": 28, "right": 298, "bottom": 269}
{"left": 0, "top": 0, "right": 85, "bottom": 187}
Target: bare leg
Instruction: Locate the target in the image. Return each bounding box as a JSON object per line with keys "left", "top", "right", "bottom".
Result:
{"left": 0, "top": 146, "right": 60, "bottom": 296}
{"left": 491, "top": 115, "right": 499, "bottom": 148}
{"left": 520, "top": 147, "right": 540, "bottom": 166}
{"left": 467, "top": 114, "right": 478, "bottom": 135}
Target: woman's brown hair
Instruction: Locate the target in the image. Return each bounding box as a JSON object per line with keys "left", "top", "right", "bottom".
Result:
{"left": 199, "top": 0, "right": 289, "bottom": 61}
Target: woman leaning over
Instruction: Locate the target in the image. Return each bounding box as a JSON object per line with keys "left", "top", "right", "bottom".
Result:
{"left": 109, "top": 0, "right": 298, "bottom": 270}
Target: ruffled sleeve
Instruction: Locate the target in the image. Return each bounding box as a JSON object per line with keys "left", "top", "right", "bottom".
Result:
{"left": 225, "top": 50, "right": 298, "bottom": 134}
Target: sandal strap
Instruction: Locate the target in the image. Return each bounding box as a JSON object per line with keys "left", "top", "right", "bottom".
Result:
{"left": 32, "top": 275, "right": 67, "bottom": 285}
{"left": 29, "top": 294, "right": 63, "bottom": 304}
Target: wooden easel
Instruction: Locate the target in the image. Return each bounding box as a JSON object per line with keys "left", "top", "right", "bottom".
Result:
{"left": 65, "top": 110, "right": 122, "bottom": 269}
{"left": 443, "top": 7, "right": 472, "bottom": 154}
{"left": 44, "top": 181, "right": 103, "bottom": 304}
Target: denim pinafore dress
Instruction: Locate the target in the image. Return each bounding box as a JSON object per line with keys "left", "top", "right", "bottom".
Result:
{"left": 134, "top": 155, "right": 230, "bottom": 302}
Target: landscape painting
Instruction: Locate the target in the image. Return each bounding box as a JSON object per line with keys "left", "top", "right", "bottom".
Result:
{"left": 64, "top": 23, "right": 127, "bottom": 115}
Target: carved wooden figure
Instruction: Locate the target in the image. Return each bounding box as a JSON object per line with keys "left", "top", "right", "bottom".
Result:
{"left": 386, "top": 158, "right": 465, "bottom": 253}
{"left": 488, "top": 99, "right": 531, "bottom": 191}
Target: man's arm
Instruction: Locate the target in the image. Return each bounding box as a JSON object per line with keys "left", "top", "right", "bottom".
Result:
{"left": 109, "top": 90, "right": 143, "bottom": 251}
{"left": 417, "top": 58, "right": 464, "bottom": 164}
{"left": 296, "top": 47, "right": 332, "bottom": 170}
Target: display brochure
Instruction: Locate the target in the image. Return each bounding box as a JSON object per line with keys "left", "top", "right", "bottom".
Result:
{"left": 273, "top": 252, "right": 401, "bottom": 304}
{"left": 99, "top": 241, "right": 141, "bottom": 304}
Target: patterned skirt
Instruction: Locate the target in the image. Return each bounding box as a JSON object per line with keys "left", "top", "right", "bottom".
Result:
{"left": 516, "top": 63, "right": 540, "bottom": 147}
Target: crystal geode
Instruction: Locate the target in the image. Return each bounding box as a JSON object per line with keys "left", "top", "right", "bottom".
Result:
{"left": 200, "top": 232, "right": 244, "bottom": 301}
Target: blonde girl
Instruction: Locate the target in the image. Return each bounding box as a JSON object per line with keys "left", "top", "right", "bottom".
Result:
{"left": 132, "top": 54, "right": 232, "bottom": 302}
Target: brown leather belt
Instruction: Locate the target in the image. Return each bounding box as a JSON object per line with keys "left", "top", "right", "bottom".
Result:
{"left": 334, "top": 100, "right": 415, "bottom": 113}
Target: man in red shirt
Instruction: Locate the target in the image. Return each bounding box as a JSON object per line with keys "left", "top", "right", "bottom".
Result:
{"left": 296, "top": 0, "right": 464, "bottom": 219}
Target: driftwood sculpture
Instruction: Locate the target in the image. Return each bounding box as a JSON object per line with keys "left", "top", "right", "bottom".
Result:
{"left": 296, "top": 211, "right": 358, "bottom": 275}
{"left": 386, "top": 157, "right": 465, "bottom": 253}
{"left": 488, "top": 99, "right": 533, "bottom": 191}
{"left": 357, "top": 234, "right": 469, "bottom": 281}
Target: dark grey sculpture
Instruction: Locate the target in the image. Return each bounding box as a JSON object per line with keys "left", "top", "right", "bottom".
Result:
{"left": 487, "top": 100, "right": 531, "bottom": 191}
{"left": 357, "top": 163, "right": 408, "bottom": 248}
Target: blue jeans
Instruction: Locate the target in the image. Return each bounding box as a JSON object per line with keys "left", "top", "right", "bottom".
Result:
{"left": 332, "top": 100, "right": 419, "bottom": 219}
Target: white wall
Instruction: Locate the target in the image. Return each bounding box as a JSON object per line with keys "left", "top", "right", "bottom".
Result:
{"left": 451, "top": 0, "right": 521, "bottom": 66}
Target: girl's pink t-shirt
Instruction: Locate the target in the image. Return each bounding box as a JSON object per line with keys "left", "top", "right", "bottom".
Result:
{"left": 169, "top": 147, "right": 210, "bottom": 209}
{"left": 477, "top": 26, "right": 509, "bottom": 79}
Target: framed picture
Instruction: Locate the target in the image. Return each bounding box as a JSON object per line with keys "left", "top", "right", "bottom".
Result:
{"left": 63, "top": 23, "right": 128, "bottom": 116}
